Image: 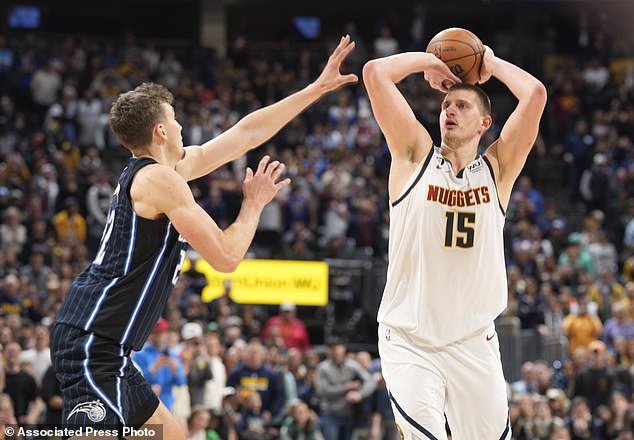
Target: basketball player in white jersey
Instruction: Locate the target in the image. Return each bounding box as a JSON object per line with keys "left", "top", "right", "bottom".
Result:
{"left": 363, "top": 44, "right": 546, "bottom": 439}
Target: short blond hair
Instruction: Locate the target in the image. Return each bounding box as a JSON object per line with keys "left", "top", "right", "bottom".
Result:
{"left": 109, "top": 83, "right": 173, "bottom": 150}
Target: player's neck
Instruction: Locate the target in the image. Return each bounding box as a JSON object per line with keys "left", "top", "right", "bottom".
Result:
{"left": 133, "top": 143, "right": 179, "bottom": 168}
{"left": 440, "top": 140, "right": 479, "bottom": 171}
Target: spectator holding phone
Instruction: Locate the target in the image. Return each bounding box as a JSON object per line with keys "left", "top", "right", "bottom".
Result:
{"left": 133, "top": 318, "right": 186, "bottom": 411}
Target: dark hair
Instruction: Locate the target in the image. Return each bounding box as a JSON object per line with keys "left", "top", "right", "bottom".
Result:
{"left": 447, "top": 83, "right": 491, "bottom": 116}
{"left": 326, "top": 336, "right": 345, "bottom": 347}
{"left": 109, "top": 83, "right": 174, "bottom": 151}
{"left": 570, "top": 396, "right": 590, "bottom": 409}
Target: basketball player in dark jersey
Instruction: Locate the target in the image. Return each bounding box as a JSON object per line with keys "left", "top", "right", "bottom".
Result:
{"left": 51, "top": 36, "right": 357, "bottom": 439}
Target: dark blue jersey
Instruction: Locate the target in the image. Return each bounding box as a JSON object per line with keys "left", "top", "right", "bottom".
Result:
{"left": 55, "top": 157, "right": 187, "bottom": 350}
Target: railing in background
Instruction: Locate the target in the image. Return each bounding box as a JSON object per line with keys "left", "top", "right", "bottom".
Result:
{"left": 316, "top": 260, "right": 569, "bottom": 382}
{"left": 496, "top": 317, "right": 569, "bottom": 382}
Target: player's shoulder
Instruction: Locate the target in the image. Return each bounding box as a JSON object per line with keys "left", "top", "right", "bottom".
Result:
{"left": 133, "top": 162, "right": 181, "bottom": 189}
{"left": 130, "top": 162, "right": 188, "bottom": 209}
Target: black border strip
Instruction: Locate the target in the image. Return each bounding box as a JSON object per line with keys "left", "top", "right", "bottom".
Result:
{"left": 391, "top": 148, "right": 435, "bottom": 208}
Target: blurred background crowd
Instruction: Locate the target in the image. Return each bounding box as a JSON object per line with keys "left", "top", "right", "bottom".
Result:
{"left": 0, "top": 0, "right": 634, "bottom": 438}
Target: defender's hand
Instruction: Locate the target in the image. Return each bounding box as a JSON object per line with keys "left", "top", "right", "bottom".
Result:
{"left": 314, "top": 35, "right": 359, "bottom": 94}
{"left": 243, "top": 155, "right": 291, "bottom": 209}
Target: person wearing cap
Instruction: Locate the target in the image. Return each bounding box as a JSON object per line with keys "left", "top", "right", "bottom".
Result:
{"left": 132, "top": 318, "right": 186, "bottom": 412}
{"left": 573, "top": 340, "right": 614, "bottom": 412}
{"left": 546, "top": 388, "right": 570, "bottom": 420}
{"left": 315, "top": 337, "right": 376, "bottom": 440}
{"left": 180, "top": 322, "right": 213, "bottom": 409}
{"left": 261, "top": 301, "right": 310, "bottom": 351}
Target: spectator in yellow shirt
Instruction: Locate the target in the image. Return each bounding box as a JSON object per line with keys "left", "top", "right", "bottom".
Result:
{"left": 53, "top": 198, "right": 86, "bottom": 243}
{"left": 563, "top": 295, "right": 603, "bottom": 354}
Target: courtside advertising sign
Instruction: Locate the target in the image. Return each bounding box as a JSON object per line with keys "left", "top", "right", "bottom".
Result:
{"left": 182, "top": 259, "right": 329, "bottom": 306}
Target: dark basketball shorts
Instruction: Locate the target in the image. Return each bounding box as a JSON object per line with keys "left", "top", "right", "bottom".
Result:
{"left": 50, "top": 323, "right": 159, "bottom": 435}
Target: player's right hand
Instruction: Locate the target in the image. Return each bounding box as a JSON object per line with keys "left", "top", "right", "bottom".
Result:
{"left": 422, "top": 52, "right": 462, "bottom": 93}
{"left": 243, "top": 155, "right": 291, "bottom": 209}
{"left": 313, "top": 34, "right": 358, "bottom": 94}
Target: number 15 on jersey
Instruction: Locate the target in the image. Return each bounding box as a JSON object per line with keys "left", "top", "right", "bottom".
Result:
{"left": 444, "top": 211, "right": 475, "bottom": 248}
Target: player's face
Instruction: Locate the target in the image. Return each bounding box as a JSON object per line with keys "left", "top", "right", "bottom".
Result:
{"left": 439, "top": 90, "right": 489, "bottom": 145}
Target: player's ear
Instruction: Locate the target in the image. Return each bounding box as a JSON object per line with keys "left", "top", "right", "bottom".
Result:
{"left": 155, "top": 123, "right": 167, "bottom": 140}
{"left": 481, "top": 115, "right": 492, "bottom": 132}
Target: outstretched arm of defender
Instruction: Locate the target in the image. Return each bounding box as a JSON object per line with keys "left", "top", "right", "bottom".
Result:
{"left": 482, "top": 47, "right": 547, "bottom": 206}
{"left": 175, "top": 36, "right": 358, "bottom": 181}
{"left": 133, "top": 156, "right": 289, "bottom": 272}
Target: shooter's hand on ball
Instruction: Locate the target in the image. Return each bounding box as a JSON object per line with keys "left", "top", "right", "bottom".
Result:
{"left": 478, "top": 46, "right": 496, "bottom": 84}
{"left": 422, "top": 53, "right": 462, "bottom": 93}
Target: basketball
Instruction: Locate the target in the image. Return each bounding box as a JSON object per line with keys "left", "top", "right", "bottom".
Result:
{"left": 426, "top": 28, "right": 484, "bottom": 85}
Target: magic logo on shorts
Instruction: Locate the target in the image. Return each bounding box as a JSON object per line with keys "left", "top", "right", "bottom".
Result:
{"left": 67, "top": 400, "right": 106, "bottom": 422}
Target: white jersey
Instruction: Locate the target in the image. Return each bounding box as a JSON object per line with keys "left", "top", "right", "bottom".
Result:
{"left": 377, "top": 146, "right": 507, "bottom": 346}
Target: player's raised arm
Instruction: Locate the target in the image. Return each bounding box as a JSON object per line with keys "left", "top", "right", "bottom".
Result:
{"left": 134, "top": 156, "right": 289, "bottom": 273}
{"left": 362, "top": 52, "right": 460, "bottom": 164}
{"left": 175, "top": 36, "right": 358, "bottom": 181}
{"left": 481, "top": 46, "right": 547, "bottom": 206}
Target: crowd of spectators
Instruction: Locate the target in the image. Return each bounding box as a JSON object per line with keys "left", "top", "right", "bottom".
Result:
{"left": 0, "top": 3, "right": 634, "bottom": 439}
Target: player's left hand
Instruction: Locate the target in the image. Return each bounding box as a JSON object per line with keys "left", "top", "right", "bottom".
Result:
{"left": 478, "top": 45, "right": 496, "bottom": 84}
{"left": 314, "top": 35, "right": 358, "bottom": 93}
{"left": 423, "top": 52, "right": 462, "bottom": 93}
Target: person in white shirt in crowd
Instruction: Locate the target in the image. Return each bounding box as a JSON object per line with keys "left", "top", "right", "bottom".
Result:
{"left": 20, "top": 324, "right": 51, "bottom": 388}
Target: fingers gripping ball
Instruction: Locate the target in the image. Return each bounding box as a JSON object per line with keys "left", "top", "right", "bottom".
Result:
{"left": 426, "top": 28, "right": 484, "bottom": 85}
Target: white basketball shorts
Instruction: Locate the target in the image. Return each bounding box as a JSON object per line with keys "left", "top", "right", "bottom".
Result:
{"left": 378, "top": 322, "right": 511, "bottom": 440}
